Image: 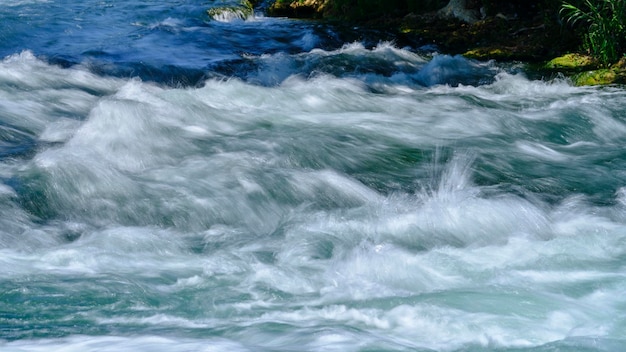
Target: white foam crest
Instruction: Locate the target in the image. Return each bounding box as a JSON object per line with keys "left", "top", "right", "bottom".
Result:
{"left": 30, "top": 147, "right": 147, "bottom": 223}
{"left": 546, "top": 92, "right": 626, "bottom": 142}
{"left": 415, "top": 54, "right": 488, "bottom": 86}
{"left": 515, "top": 141, "right": 571, "bottom": 162}
{"left": 0, "top": 51, "right": 121, "bottom": 135}
{"left": 294, "top": 30, "right": 319, "bottom": 51}
{"left": 248, "top": 41, "right": 428, "bottom": 86}
{"left": 38, "top": 118, "right": 83, "bottom": 143}
{"left": 243, "top": 52, "right": 292, "bottom": 86}
{"left": 325, "top": 41, "right": 420, "bottom": 59}
{"left": 306, "top": 175, "right": 618, "bottom": 299}
{"left": 29, "top": 130, "right": 290, "bottom": 230}
{"left": 329, "top": 155, "right": 548, "bottom": 251}
{"left": 148, "top": 17, "right": 184, "bottom": 29}
{"left": 271, "top": 158, "right": 560, "bottom": 299}
{"left": 293, "top": 200, "right": 546, "bottom": 304}
{"left": 0, "top": 198, "right": 41, "bottom": 250}
{"left": 326, "top": 243, "right": 467, "bottom": 298}
{"left": 16, "top": 226, "right": 194, "bottom": 276}
{"left": 491, "top": 72, "right": 580, "bottom": 95}
{"left": 290, "top": 169, "right": 382, "bottom": 205}
{"left": 588, "top": 107, "right": 626, "bottom": 143}
{"left": 96, "top": 314, "right": 213, "bottom": 329}
{"left": 617, "top": 187, "right": 626, "bottom": 207}
{"left": 1, "top": 226, "right": 254, "bottom": 282}
{"left": 43, "top": 78, "right": 224, "bottom": 176}
{"left": 245, "top": 262, "right": 318, "bottom": 295}
{"left": 511, "top": 270, "right": 624, "bottom": 284}
{"left": 274, "top": 75, "right": 504, "bottom": 143}
{"left": 305, "top": 331, "right": 374, "bottom": 352}
{"left": 256, "top": 303, "right": 588, "bottom": 350}
{"left": 314, "top": 197, "right": 549, "bottom": 297}
{"left": 432, "top": 72, "right": 582, "bottom": 111}
{"left": 454, "top": 209, "right": 626, "bottom": 289}
{"left": 0, "top": 0, "right": 50, "bottom": 5}
{"left": 327, "top": 41, "right": 428, "bottom": 70}
{"left": 383, "top": 193, "right": 542, "bottom": 249}
{"left": 373, "top": 41, "right": 427, "bottom": 61}
{"left": 195, "top": 74, "right": 502, "bottom": 145}
{"left": 198, "top": 75, "right": 400, "bottom": 140}
{"left": 1, "top": 51, "right": 120, "bottom": 92}
{"left": 339, "top": 41, "right": 367, "bottom": 52}
{"left": 210, "top": 9, "right": 254, "bottom": 22}
{"left": 435, "top": 215, "right": 626, "bottom": 291}
{"left": 0, "top": 336, "right": 252, "bottom": 352}
{"left": 278, "top": 74, "right": 373, "bottom": 112}
{"left": 71, "top": 226, "right": 185, "bottom": 255}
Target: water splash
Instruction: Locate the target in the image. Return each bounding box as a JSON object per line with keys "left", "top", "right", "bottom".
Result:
{"left": 1, "top": 9, "right": 626, "bottom": 350}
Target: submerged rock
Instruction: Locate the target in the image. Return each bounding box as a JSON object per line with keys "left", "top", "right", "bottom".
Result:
{"left": 208, "top": 0, "right": 255, "bottom": 22}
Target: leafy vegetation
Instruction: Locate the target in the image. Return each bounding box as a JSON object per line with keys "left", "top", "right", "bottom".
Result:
{"left": 561, "top": 0, "right": 626, "bottom": 66}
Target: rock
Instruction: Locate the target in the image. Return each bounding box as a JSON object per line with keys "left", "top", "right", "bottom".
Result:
{"left": 543, "top": 54, "right": 626, "bottom": 86}
{"left": 268, "top": 0, "right": 326, "bottom": 18}
{"left": 208, "top": 0, "right": 254, "bottom": 21}
{"left": 437, "top": 0, "right": 481, "bottom": 24}
{"left": 544, "top": 54, "right": 596, "bottom": 71}
{"left": 463, "top": 47, "right": 512, "bottom": 61}
{"left": 573, "top": 69, "right": 617, "bottom": 86}
{"left": 572, "top": 65, "right": 626, "bottom": 86}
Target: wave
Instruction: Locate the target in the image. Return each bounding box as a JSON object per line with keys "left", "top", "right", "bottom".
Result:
{"left": 2, "top": 48, "right": 626, "bottom": 351}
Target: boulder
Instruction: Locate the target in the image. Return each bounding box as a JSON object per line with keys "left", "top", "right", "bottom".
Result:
{"left": 268, "top": 0, "right": 327, "bottom": 18}
{"left": 208, "top": 1, "right": 255, "bottom": 21}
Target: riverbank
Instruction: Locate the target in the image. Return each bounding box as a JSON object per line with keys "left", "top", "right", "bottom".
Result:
{"left": 266, "top": 0, "right": 578, "bottom": 60}
{"left": 265, "top": 0, "right": 626, "bottom": 85}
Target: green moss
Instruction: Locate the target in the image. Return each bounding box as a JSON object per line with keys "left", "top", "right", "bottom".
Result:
{"left": 573, "top": 69, "right": 616, "bottom": 86}
{"left": 565, "top": 56, "right": 626, "bottom": 86}
{"left": 208, "top": 1, "right": 254, "bottom": 21}
{"left": 544, "top": 53, "right": 596, "bottom": 70}
{"left": 267, "top": 0, "right": 326, "bottom": 18}
{"left": 463, "top": 48, "right": 510, "bottom": 61}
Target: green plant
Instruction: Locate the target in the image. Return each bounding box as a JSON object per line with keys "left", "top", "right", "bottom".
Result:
{"left": 561, "top": 0, "right": 626, "bottom": 66}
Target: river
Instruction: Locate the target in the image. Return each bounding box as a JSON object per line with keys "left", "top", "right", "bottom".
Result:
{"left": 1, "top": 1, "right": 626, "bottom": 351}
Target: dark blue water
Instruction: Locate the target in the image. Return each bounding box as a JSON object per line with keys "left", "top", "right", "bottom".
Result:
{"left": 0, "top": 0, "right": 338, "bottom": 84}
{"left": 1, "top": 1, "right": 626, "bottom": 351}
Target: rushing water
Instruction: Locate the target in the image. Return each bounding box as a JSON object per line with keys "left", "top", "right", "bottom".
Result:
{"left": 1, "top": 1, "right": 626, "bottom": 351}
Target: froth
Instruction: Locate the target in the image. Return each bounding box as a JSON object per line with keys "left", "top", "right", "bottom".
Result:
{"left": 0, "top": 336, "right": 253, "bottom": 352}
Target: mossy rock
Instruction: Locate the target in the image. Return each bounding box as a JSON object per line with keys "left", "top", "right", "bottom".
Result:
{"left": 572, "top": 67, "right": 626, "bottom": 86}
{"left": 573, "top": 69, "right": 616, "bottom": 86}
{"left": 544, "top": 54, "right": 597, "bottom": 71}
{"left": 570, "top": 57, "right": 626, "bottom": 86}
{"left": 268, "top": 0, "right": 326, "bottom": 18}
{"left": 463, "top": 47, "right": 513, "bottom": 61}
{"left": 208, "top": 1, "right": 254, "bottom": 21}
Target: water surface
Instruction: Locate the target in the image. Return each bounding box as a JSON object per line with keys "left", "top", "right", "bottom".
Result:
{"left": 1, "top": 1, "right": 626, "bottom": 351}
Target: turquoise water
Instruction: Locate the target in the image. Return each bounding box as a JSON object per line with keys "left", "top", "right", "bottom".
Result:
{"left": 1, "top": 1, "right": 626, "bottom": 351}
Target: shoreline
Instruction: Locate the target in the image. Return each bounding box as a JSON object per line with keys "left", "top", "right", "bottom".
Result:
{"left": 263, "top": 1, "right": 626, "bottom": 86}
